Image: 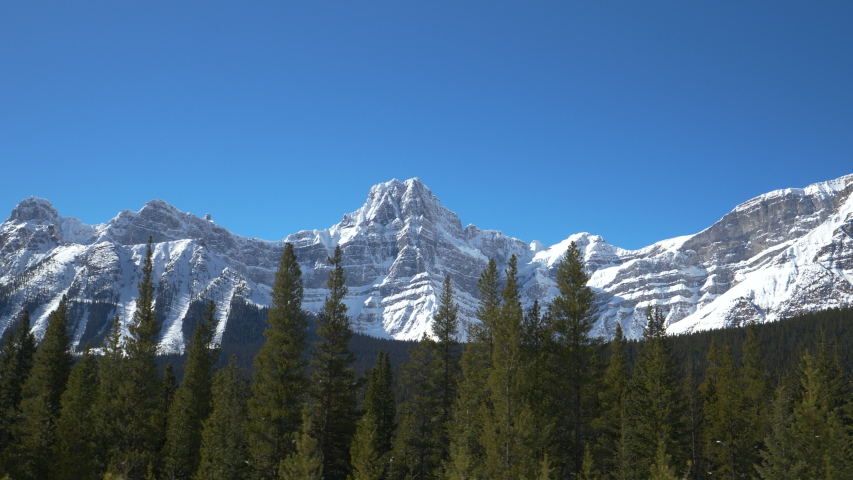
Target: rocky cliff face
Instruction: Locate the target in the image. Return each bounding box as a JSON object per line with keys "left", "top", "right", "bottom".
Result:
{"left": 1, "top": 175, "right": 852, "bottom": 352}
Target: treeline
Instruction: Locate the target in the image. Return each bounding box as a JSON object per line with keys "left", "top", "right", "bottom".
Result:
{"left": 0, "top": 238, "right": 852, "bottom": 479}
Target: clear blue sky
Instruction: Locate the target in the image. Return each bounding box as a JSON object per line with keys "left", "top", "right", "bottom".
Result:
{"left": 1, "top": 2, "right": 851, "bottom": 250}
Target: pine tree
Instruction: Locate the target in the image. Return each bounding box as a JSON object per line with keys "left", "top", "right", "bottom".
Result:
{"left": 109, "top": 237, "right": 166, "bottom": 478}
{"left": 348, "top": 410, "right": 384, "bottom": 480}
{"left": 593, "top": 323, "right": 628, "bottom": 478}
{"left": 0, "top": 310, "right": 36, "bottom": 458}
{"left": 279, "top": 410, "right": 323, "bottom": 480}
{"left": 681, "top": 362, "right": 703, "bottom": 480}
{"left": 94, "top": 315, "right": 126, "bottom": 476}
{"left": 390, "top": 335, "right": 440, "bottom": 479}
{"left": 247, "top": 242, "right": 309, "bottom": 480}
{"left": 445, "top": 259, "right": 500, "bottom": 478}
{"left": 547, "top": 242, "right": 602, "bottom": 476}
{"left": 578, "top": 445, "right": 601, "bottom": 480}
{"left": 362, "top": 351, "right": 396, "bottom": 462}
{"left": 10, "top": 296, "right": 74, "bottom": 480}
{"left": 54, "top": 346, "right": 100, "bottom": 480}
{"left": 648, "top": 439, "right": 680, "bottom": 480}
{"left": 701, "top": 340, "right": 750, "bottom": 478}
{"left": 196, "top": 356, "right": 250, "bottom": 480}
{"left": 481, "top": 255, "right": 537, "bottom": 478}
{"left": 431, "top": 275, "right": 461, "bottom": 462}
{"left": 309, "top": 245, "right": 358, "bottom": 480}
{"left": 163, "top": 300, "right": 221, "bottom": 479}
{"left": 621, "top": 306, "right": 685, "bottom": 480}
{"left": 755, "top": 381, "right": 796, "bottom": 480}
{"left": 521, "top": 300, "right": 553, "bottom": 459}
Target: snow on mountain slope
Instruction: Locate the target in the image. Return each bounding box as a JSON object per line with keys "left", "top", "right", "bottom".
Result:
{"left": 1, "top": 174, "right": 852, "bottom": 352}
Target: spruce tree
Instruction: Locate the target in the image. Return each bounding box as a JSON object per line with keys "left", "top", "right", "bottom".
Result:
{"left": 521, "top": 299, "right": 553, "bottom": 459}
{"left": 621, "top": 306, "right": 685, "bottom": 480}
{"left": 309, "top": 245, "right": 358, "bottom": 480}
{"left": 431, "top": 275, "right": 461, "bottom": 461}
{"left": 681, "top": 361, "right": 703, "bottom": 480}
{"left": 94, "top": 315, "right": 126, "bottom": 477}
{"left": 481, "top": 255, "right": 537, "bottom": 478}
{"left": 701, "top": 340, "right": 750, "bottom": 479}
{"left": 163, "top": 300, "right": 221, "bottom": 479}
{"left": 445, "top": 259, "right": 500, "bottom": 478}
{"left": 279, "top": 410, "right": 323, "bottom": 480}
{"left": 547, "top": 242, "right": 602, "bottom": 476}
{"left": 594, "top": 323, "right": 628, "bottom": 479}
{"left": 54, "top": 346, "right": 100, "bottom": 480}
{"left": 741, "top": 320, "right": 771, "bottom": 460}
{"left": 196, "top": 356, "right": 250, "bottom": 480}
{"left": 350, "top": 351, "right": 394, "bottom": 479}
{"left": 390, "top": 335, "right": 440, "bottom": 479}
{"left": 0, "top": 310, "right": 36, "bottom": 458}
{"left": 247, "top": 242, "right": 309, "bottom": 480}
{"left": 11, "top": 296, "right": 74, "bottom": 480}
{"left": 349, "top": 410, "right": 384, "bottom": 480}
{"left": 109, "top": 237, "right": 165, "bottom": 478}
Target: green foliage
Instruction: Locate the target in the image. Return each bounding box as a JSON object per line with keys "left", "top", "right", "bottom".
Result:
{"left": 163, "top": 300, "right": 220, "bottom": 479}
{"left": 279, "top": 410, "right": 323, "bottom": 480}
{"left": 622, "top": 307, "right": 685, "bottom": 480}
{"left": 348, "top": 410, "right": 384, "bottom": 480}
{"left": 546, "top": 242, "right": 602, "bottom": 476}
{"left": 9, "top": 297, "right": 73, "bottom": 479}
{"left": 362, "top": 352, "right": 395, "bottom": 460}
{"left": 593, "top": 323, "right": 628, "bottom": 478}
{"left": 309, "top": 245, "right": 358, "bottom": 480}
{"left": 0, "top": 310, "right": 35, "bottom": 459}
{"left": 196, "top": 356, "right": 250, "bottom": 480}
{"left": 431, "top": 275, "right": 461, "bottom": 461}
{"left": 481, "top": 255, "right": 537, "bottom": 478}
{"left": 54, "top": 347, "right": 101, "bottom": 480}
{"left": 106, "top": 238, "right": 166, "bottom": 479}
{"left": 247, "top": 242, "right": 309, "bottom": 479}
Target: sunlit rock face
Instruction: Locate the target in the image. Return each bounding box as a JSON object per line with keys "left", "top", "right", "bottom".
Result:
{"left": 1, "top": 174, "right": 852, "bottom": 353}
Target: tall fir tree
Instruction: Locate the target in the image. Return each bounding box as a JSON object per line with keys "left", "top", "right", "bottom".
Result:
{"left": 247, "top": 242, "right": 310, "bottom": 480}
{"left": 681, "top": 361, "right": 703, "bottom": 480}
{"left": 446, "top": 259, "right": 501, "bottom": 478}
{"left": 521, "top": 299, "right": 553, "bottom": 460}
{"left": 594, "top": 323, "right": 628, "bottom": 479}
{"left": 431, "top": 275, "right": 461, "bottom": 462}
{"left": 741, "top": 320, "right": 771, "bottom": 459}
{"left": 9, "top": 296, "right": 74, "bottom": 480}
{"left": 109, "top": 237, "right": 166, "bottom": 478}
{"left": 0, "top": 310, "right": 35, "bottom": 459}
{"left": 391, "top": 335, "right": 440, "bottom": 480}
{"left": 547, "top": 242, "right": 602, "bottom": 476}
{"left": 621, "top": 306, "right": 685, "bottom": 480}
{"left": 309, "top": 245, "right": 359, "bottom": 480}
{"left": 196, "top": 356, "right": 250, "bottom": 480}
{"left": 94, "top": 315, "right": 127, "bottom": 476}
{"left": 279, "top": 410, "right": 323, "bottom": 480}
{"left": 163, "top": 300, "right": 221, "bottom": 479}
{"left": 54, "top": 346, "right": 100, "bottom": 480}
{"left": 481, "top": 255, "right": 537, "bottom": 478}
{"left": 700, "top": 340, "right": 750, "bottom": 479}
{"left": 350, "top": 351, "right": 395, "bottom": 480}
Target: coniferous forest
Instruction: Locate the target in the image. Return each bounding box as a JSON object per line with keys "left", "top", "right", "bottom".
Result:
{"left": 1, "top": 238, "right": 853, "bottom": 479}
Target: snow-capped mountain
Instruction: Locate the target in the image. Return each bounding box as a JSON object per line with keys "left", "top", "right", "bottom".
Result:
{"left": 1, "top": 175, "right": 852, "bottom": 353}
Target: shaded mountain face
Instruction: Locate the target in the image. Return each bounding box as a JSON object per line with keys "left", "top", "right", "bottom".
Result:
{"left": 1, "top": 175, "right": 852, "bottom": 353}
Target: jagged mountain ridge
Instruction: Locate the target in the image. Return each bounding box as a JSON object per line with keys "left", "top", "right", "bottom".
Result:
{"left": 1, "top": 175, "right": 852, "bottom": 352}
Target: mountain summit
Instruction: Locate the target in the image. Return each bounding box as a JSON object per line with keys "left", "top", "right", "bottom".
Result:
{"left": 1, "top": 175, "right": 852, "bottom": 353}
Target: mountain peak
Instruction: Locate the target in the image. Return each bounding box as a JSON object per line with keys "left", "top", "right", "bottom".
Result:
{"left": 349, "top": 178, "right": 460, "bottom": 231}
{"left": 8, "top": 197, "right": 60, "bottom": 224}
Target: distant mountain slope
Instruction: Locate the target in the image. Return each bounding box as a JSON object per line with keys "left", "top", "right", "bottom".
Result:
{"left": 1, "top": 175, "right": 851, "bottom": 352}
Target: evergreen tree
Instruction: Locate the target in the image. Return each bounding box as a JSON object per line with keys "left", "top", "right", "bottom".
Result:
{"left": 309, "top": 245, "right": 359, "bottom": 480}
{"left": 196, "top": 356, "right": 250, "bottom": 480}
{"left": 481, "top": 255, "right": 537, "bottom": 478}
{"left": 94, "top": 315, "right": 126, "bottom": 476}
{"left": 9, "top": 296, "right": 73, "bottom": 479}
{"left": 54, "top": 346, "right": 100, "bottom": 480}
{"left": 648, "top": 439, "right": 680, "bottom": 480}
{"left": 390, "top": 335, "right": 440, "bottom": 479}
{"left": 163, "top": 300, "right": 221, "bottom": 479}
{"left": 578, "top": 445, "right": 602, "bottom": 480}
{"left": 431, "top": 275, "right": 461, "bottom": 462}
{"left": 701, "top": 340, "right": 752, "bottom": 478}
{"left": 755, "top": 381, "right": 796, "bottom": 480}
{"left": 348, "top": 410, "right": 384, "bottom": 480}
{"left": 279, "top": 410, "right": 323, "bottom": 480}
{"left": 109, "top": 237, "right": 166, "bottom": 478}
{"left": 521, "top": 300, "right": 553, "bottom": 459}
{"left": 0, "top": 310, "right": 36, "bottom": 458}
{"left": 681, "top": 362, "right": 703, "bottom": 480}
{"left": 445, "top": 259, "right": 500, "bottom": 478}
{"left": 247, "top": 242, "right": 309, "bottom": 480}
{"left": 593, "top": 323, "right": 628, "bottom": 479}
{"left": 362, "top": 352, "right": 396, "bottom": 462}
{"left": 547, "top": 242, "right": 602, "bottom": 476}
{"left": 621, "top": 306, "right": 685, "bottom": 480}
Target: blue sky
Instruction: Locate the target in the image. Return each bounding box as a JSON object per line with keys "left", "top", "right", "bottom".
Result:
{"left": 1, "top": 2, "right": 851, "bottom": 250}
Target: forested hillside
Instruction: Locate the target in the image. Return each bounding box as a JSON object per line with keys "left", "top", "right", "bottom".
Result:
{"left": 0, "top": 239, "right": 851, "bottom": 479}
